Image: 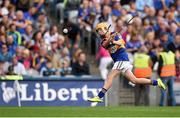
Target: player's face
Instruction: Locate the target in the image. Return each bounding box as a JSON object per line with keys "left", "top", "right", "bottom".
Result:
{"left": 97, "top": 27, "right": 110, "bottom": 39}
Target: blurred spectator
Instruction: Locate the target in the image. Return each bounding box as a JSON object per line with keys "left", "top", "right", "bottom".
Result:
{"left": 23, "top": 7, "right": 37, "bottom": 24}
{"left": 0, "top": 59, "right": 8, "bottom": 75}
{"left": 57, "top": 34, "right": 65, "bottom": 50}
{"left": 0, "top": 15, "right": 10, "bottom": 29}
{"left": 48, "top": 38, "right": 61, "bottom": 69}
{"left": 60, "top": 47, "right": 70, "bottom": 64}
{"left": 144, "top": 7, "right": 156, "bottom": 26}
{"left": 122, "top": 23, "right": 133, "bottom": 43}
{"left": 148, "top": 38, "right": 161, "bottom": 64}
{"left": 102, "top": 0, "right": 111, "bottom": 6}
{"left": 8, "top": 4, "right": 16, "bottom": 20}
{"left": 21, "top": 48, "right": 31, "bottom": 70}
{"left": 13, "top": 10, "right": 28, "bottom": 34}
{"left": 39, "top": 36, "right": 48, "bottom": 50}
{"left": 78, "top": 0, "right": 91, "bottom": 30}
{"left": 93, "top": 5, "right": 114, "bottom": 32}
{"left": 160, "top": 31, "right": 170, "bottom": 50}
{"left": 6, "top": 35, "right": 17, "bottom": 55}
{"left": 144, "top": 31, "right": 155, "bottom": 50}
{"left": 168, "top": 23, "right": 178, "bottom": 42}
{"left": 115, "top": 18, "right": 123, "bottom": 33}
{"left": 60, "top": 58, "right": 72, "bottom": 76}
{"left": 132, "top": 17, "right": 143, "bottom": 38}
{"left": 78, "top": 0, "right": 94, "bottom": 50}
{"left": 139, "top": 5, "right": 150, "bottom": 18}
{"left": 0, "top": 43, "right": 12, "bottom": 62}
{"left": 112, "top": 2, "right": 121, "bottom": 17}
{"left": 167, "top": 34, "right": 180, "bottom": 81}
{"left": 39, "top": 24, "right": 46, "bottom": 34}
{"left": 157, "top": 45, "right": 176, "bottom": 106}
{"left": 32, "top": 47, "right": 49, "bottom": 72}
{"left": 64, "top": 19, "right": 81, "bottom": 50}
{"left": 154, "top": 0, "right": 174, "bottom": 11}
{"left": 156, "top": 9, "right": 165, "bottom": 18}
{"left": 96, "top": 46, "right": 112, "bottom": 80}
{"left": 0, "top": 60, "right": 5, "bottom": 75}
{"left": 6, "top": 64, "right": 16, "bottom": 75}
{"left": 134, "top": 46, "right": 152, "bottom": 106}
{"left": 129, "top": 1, "right": 138, "bottom": 16}
{"left": 126, "top": 31, "right": 142, "bottom": 54}
{"left": 135, "top": 0, "right": 154, "bottom": 11}
{"left": 65, "top": 0, "right": 81, "bottom": 11}
{"left": 22, "top": 24, "right": 33, "bottom": 46}
{"left": 0, "top": 25, "right": 6, "bottom": 35}
{"left": 15, "top": 46, "right": 23, "bottom": 61}
{"left": 43, "top": 25, "right": 58, "bottom": 49}
{"left": 33, "top": 0, "right": 45, "bottom": 13}
{"left": 7, "top": 23, "right": 22, "bottom": 45}
{"left": 71, "top": 48, "right": 82, "bottom": 66}
{"left": 154, "top": 17, "right": 168, "bottom": 37}
{"left": 92, "top": 0, "right": 101, "bottom": 15}
{"left": 40, "top": 60, "right": 57, "bottom": 76}
{"left": 0, "top": 34, "right": 6, "bottom": 47}
{"left": 56, "top": 0, "right": 67, "bottom": 24}
{"left": 72, "top": 51, "right": 90, "bottom": 75}
{"left": 0, "top": 0, "right": 10, "bottom": 16}
{"left": 35, "top": 12, "right": 50, "bottom": 30}
{"left": 31, "top": 31, "right": 43, "bottom": 52}
{"left": 167, "top": 34, "right": 180, "bottom": 53}
{"left": 119, "top": 5, "right": 129, "bottom": 21}
{"left": 15, "top": 0, "right": 30, "bottom": 12}
{"left": 11, "top": 55, "right": 27, "bottom": 75}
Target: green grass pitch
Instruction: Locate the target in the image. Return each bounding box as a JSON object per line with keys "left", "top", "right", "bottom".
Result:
{"left": 0, "top": 106, "right": 180, "bottom": 117}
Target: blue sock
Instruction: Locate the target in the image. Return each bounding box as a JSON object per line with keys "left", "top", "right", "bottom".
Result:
{"left": 98, "top": 88, "right": 107, "bottom": 98}
{"left": 152, "top": 80, "right": 158, "bottom": 86}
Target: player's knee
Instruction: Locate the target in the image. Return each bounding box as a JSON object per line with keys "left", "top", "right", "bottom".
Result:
{"left": 106, "top": 76, "right": 113, "bottom": 81}
{"left": 107, "top": 74, "right": 114, "bottom": 79}
{"left": 131, "top": 80, "right": 137, "bottom": 84}
{"left": 131, "top": 77, "right": 138, "bottom": 84}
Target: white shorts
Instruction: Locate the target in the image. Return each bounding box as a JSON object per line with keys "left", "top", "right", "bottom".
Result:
{"left": 112, "top": 61, "right": 133, "bottom": 74}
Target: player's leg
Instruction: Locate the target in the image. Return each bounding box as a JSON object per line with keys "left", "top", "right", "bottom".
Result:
{"left": 102, "top": 69, "right": 120, "bottom": 90}
{"left": 124, "top": 69, "right": 166, "bottom": 90}
{"left": 124, "top": 70, "right": 152, "bottom": 84}
{"left": 87, "top": 69, "right": 120, "bottom": 102}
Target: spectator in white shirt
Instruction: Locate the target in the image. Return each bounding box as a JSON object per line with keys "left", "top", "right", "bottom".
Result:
{"left": 11, "top": 55, "right": 27, "bottom": 75}
{"left": 0, "top": 0, "right": 10, "bottom": 16}
{"left": 43, "top": 25, "right": 59, "bottom": 48}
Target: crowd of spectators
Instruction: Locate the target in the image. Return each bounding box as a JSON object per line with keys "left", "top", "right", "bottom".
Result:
{"left": 0, "top": 0, "right": 179, "bottom": 79}
{"left": 0, "top": 0, "right": 90, "bottom": 77}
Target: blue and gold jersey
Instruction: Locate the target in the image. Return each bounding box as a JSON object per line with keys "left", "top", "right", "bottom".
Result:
{"left": 106, "top": 33, "right": 129, "bottom": 62}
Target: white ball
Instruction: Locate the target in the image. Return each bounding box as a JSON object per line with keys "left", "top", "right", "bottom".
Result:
{"left": 63, "top": 28, "right": 68, "bottom": 33}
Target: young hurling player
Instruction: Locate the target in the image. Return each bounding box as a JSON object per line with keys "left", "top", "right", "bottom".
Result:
{"left": 87, "top": 22, "right": 166, "bottom": 102}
